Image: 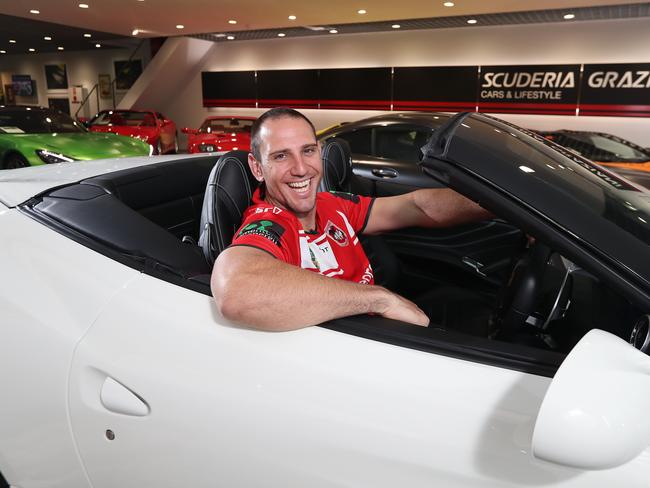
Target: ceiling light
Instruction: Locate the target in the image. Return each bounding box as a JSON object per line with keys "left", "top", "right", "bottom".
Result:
{"left": 443, "top": 2, "right": 455, "bottom": 6}
{"left": 176, "top": 24, "right": 184, "bottom": 29}
{"left": 228, "top": 19, "right": 237, "bottom": 24}
{"left": 57, "top": 46, "right": 64, "bottom": 50}
{"left": 132, "top": 29, "right": 139, "bottom": 35}
{"left": 278, "top": 33, "right": 286, "bottom": 37}
{"left": 44, "top": 36, "right": 52, "bottom": 40}
{"left": 391, "top": 24, "right": 401, "bottom": 29}
{"left": 95, "top": 43, "right": 101, "bottom": 48}
{"left": 564, "top": 13, "right": 575, "bottom": 20}
{"left": 357, "top": 9, "right": 367, "bottom": 14}
{"left": 227, "top": 35, "right": 235, "bottom": 40}
{"left": 28, "top": 48, "right": 35, "bottom": 52}
{"left": 0, "top": 50, "right": 6, "bottom": 54}
{"left": 30, "top": 9, "right": 40, "bottom": 14}
{"left": 329, "top": 29, "right": 338, "bottom": 34}
{"left": 9, "top": 39, "right": 16, "bottom": 43}
{"left": 288, "top": 15, "right": 296, "bottom": 20}
{"left": 84, "top": 33, "right": 92, "bottom": 37}
{"left": 79, "top": 3, "right": 89, "bottom": 8}
{"left": 467, "top": 19, "right": 477, "bottom": 24}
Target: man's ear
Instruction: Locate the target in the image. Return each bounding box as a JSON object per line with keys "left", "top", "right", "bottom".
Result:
{"left": 248, "top": 153, "right": 264, "bottom": 182}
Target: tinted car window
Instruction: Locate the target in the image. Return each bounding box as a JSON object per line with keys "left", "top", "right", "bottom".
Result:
{"left": 0, "top": 108, "right": 85, "bottom": 134}
{"left": 374, "top": 126, "right": 432, "bottom": 162}
{"left": 336, "top": 128, "right": 372, "bottom": 155}
{"left": 90, "top": 111, "right": 156, "bottom": 127}
{"left": 198, "top": 118, "right": 254, "bottom": 134}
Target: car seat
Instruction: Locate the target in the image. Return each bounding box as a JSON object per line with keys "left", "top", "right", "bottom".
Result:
{"left": 198, "top": 150, "right": 259, "bottom": 266}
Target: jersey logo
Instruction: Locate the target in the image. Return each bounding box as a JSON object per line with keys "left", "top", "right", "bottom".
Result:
{"left": 237, "top": 220, "right": 285, "bottom": 246}
{"left": 325, "top": 220, "right": 348, "bottom": 247}
{"left": 329, "top": 191, "right": 360, "bottom": 204}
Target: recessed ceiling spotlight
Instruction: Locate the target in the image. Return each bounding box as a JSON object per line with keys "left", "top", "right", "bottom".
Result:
{"left": 563, "top": 13, "right": 575, "bottom": 20}
{"left": 28, "top": 48, "right": 35, "bottom": 52}
{"left": 44, "top": 36, "right": 52, "bottom": 40}
{"left": 78, "top": 3, "right": 89, "bottom": 8}
{"left": 228, "top": 19, "right": 237, "bottom": 24}
{"left": 391, "top": 24, "right": 401, "bottom": 29}
{"left": 227, "top": 35, "right": 235, "bottom": 40}
{"left": 467, "top": 19, "right": 477, "bottom": 24}
{"left": 95, "top": 43, "right": 101, "bottom": 48}
{"left": 57, "top": 46, "right": 64, "bottom": 50}
{"left": 9, "top": 39, "right": 16, "bottom": 43}
{"left": 176, "top": 24, "right": 184, "bottom": 29}
{"left": 213, "top": 33, "right": 226, "bottom": 38}
{"left": 443, "top": 2, "right": 455, "bottom": 6}
{"left": 357, "top": 9, "right": 367, "bottom": 14}
{"left": 132, "top": 29, "right": 139, "bottom": 35}
{"left": 83, "top": 33, "right": 92, "bottom": 37}
{"left": 277, "top": 33, "right": 286, "bottom": 37}
{"left": 30, "top": 9, "right": 40, "bottom": 14}
{"left": 0, "top": 50, "right": 6, "bottom": 54}
{"left": 329, "top": 29, "right": 338, "bottom": 34}
{"left": 288, "top": 15, "right": 296, "bottom": 20}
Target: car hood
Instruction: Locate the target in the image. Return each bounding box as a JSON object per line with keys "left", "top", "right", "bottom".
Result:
{"left": 0, "top": 153, "right": 216, "bottom": 207}
{"left": 421, "top": 112, "right": 650, "bottom": 290}
{"left": 4, "top": 132, "right": 151, "bottom": 160}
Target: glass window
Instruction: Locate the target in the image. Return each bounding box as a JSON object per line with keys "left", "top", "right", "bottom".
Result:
{"left": 373, "top": 126, "right": 433, "bottom": 162}
{"left": 199, "top": 118, "right": 254, "bottom": 134}
{"left": 335, "top": 128, "right": 372, "bottom": 155}
{"left": 0, "top": 108, "right": 84, "bottom": 134}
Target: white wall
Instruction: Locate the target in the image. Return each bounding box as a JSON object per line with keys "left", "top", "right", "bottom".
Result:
{"left": 0, "top": 43, "right": 151, "bottom": 118}
{"left": 163, "top": 17, "right": 650, "bottom": 148}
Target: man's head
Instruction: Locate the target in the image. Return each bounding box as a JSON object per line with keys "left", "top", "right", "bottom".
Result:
{"left": 248, "top": 108, "right": 321, "bottom": 223}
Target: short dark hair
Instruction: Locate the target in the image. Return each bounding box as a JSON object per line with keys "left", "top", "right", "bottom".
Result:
{"left": 250, "top": 107, "right": 316, "bottom": 161}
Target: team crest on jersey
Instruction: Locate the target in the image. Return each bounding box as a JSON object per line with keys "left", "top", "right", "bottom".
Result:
{"left": 325, "top": 220, "right": 348, "bottom": 247}
{"left": 237, "top": 219, "right": 285, "bottom": 246}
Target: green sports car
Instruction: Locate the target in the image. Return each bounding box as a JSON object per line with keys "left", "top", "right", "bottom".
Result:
{"left": 0, "top": 106, "right": 153, "bottom": 169}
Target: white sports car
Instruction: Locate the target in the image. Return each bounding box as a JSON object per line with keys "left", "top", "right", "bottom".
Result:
{"left": 1, "top": 112, "right": 649, "bottom": 487}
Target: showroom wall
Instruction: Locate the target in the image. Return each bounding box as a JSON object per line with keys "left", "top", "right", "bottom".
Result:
{"left": 0, "top": 42, "right": 151, "bottom": 119}
{"left": 162, "top": 16, "right": 650, "bottom": 147}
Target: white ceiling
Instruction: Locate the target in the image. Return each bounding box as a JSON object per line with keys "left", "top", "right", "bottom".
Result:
{"left": 1, "top": 0, "right": 648, "bottom": 38}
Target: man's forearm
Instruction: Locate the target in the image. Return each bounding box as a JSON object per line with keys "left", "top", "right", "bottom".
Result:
{"left": 411, "top": 188, "right": 493, "bottom": 227}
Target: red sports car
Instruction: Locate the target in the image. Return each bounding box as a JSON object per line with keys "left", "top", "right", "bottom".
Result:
{"left": 87, "top": 109, "right": 178, "bottom": 154}
{"left": 182, "top": 116, "right": 256, "bottom": 154}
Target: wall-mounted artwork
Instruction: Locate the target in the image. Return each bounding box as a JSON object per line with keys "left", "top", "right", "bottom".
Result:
{"left": 114, "top": 60, "right": 143, "bottom": 90}
{"left": 48, "top": 97, "right": 70, "bottom": 115}
{"left": 12, "top": 74, "right": 36, "bottom": 97}
{"left": 45, "top": 64, "right": 69, "bottom": 90}
{"left": 98, "top": 73, "right": 112, "bottom": 99}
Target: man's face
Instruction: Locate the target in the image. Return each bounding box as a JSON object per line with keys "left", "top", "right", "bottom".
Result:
{"left": 249, "top": 116, "right": 321, "bottom": 220}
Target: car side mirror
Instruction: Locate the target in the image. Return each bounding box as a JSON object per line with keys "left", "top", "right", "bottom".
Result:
{"left": 181, "top": 127, "right": 197, "bottom": 135}
{"left": 532, "top": 329, "right": 650, "bottom": 470}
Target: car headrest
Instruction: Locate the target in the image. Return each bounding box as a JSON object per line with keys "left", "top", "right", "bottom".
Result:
{"left": 319, "top": 137, "right": 353, "bottom": 193}
{"left": 198, "top": 150, "right": 259, "bottom": 266}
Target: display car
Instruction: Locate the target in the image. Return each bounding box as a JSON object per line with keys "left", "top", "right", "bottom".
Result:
{"left": 1, "top": 112, "right": 650, "bottom": 487}
{"left": 86, "top": 109, "right": 178, "bottom": 154}
{"left": 0, "top": 106, "right": 152, "bottom": 169}
{"left": 539, "top": 130, "right": 650, "bottom": 172}
{"left": 182, "top": 116, "right": 255, "bottom": 153}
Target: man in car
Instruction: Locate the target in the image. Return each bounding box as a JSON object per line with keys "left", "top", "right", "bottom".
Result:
{"left": 211, "top": 108, "right": 492, "bottom": 331}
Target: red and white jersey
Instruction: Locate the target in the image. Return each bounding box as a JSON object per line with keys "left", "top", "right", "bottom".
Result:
{"left": 231, "top": 188, "right": 375, "bottom": 285}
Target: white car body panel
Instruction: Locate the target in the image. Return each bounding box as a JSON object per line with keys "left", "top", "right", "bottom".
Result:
{"left": 65, "top": 272, "right": 649, "bottom": 487}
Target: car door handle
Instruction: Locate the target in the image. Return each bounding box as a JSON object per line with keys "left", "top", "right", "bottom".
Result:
{"left": 100, "top": 377, "right": 150, "bottom": 416}
{"left": 371, "top": 168, "right": 398, "bottom": 178}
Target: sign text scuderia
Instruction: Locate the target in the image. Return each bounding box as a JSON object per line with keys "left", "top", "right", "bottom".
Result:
{"left": 480, "top": 71, "right": 575, "bottom": 100}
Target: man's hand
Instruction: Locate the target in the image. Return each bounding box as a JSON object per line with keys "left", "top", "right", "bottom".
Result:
{"left": 376, "top": 289, "right": 429, "bottom": 327}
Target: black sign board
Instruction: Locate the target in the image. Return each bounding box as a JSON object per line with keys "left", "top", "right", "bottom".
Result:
{"left": 393, "top": 66, "right": 477, "bottom": 111}
{"left": 257, "top": 69, "right": 319, "bottom": 108}
{"left": 202, "top": 71, "right": 256, "bottom": 107}
{"left": 318, "top": 68, "right": 391, "bottom": 110}
{"left": 580, "top": 63, "right": 650, "bottom": 117}
{"left": 478, "top": 65, "right": 580, "bottom": 115}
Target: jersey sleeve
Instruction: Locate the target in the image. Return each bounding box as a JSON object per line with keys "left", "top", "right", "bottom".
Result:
{"left": 230, "top": 211, "right": 300, "bottom": 265}
{"left": 327, "top": 191, "right": 375, "bottom": 233}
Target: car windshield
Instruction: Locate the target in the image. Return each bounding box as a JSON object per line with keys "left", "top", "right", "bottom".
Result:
{"left": 555, "top": 133, "right": 650, "bottom": 163}
{"left": 199, "top": 118, "right": 253, "bottom": 134}
{"left": 0, "top": 108, "right": 85, "bottom": 134}
{"left": 90, "top": 111, "right": 157, "bottom": 127}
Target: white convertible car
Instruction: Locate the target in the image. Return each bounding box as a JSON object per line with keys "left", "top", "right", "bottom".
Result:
{"left": 1, "top": 112, "right": 649, "bottom": 487}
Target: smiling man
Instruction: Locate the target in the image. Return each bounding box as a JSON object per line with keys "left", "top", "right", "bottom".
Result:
{"left": 211, "top": 108, "right": 491, "bottom": 331}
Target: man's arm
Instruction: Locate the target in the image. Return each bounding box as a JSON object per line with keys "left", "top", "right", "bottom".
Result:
{"left": 364, "top": 188, "right": 492, "bottom": 235}
{"left": 211, "top": 246, "right": 429, "bottom": 331}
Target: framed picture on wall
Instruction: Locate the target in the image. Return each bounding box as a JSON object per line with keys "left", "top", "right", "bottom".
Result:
{"left": 3, "top": 85, "right": 15, "bottom": 105}
{"left": 114, "top": 60, "right": 143, "bottom": 90}
{"left": 98, "top": 73, "right": 112, "bottom": 99}
{"left": 48, "top": 97, "right": 71, "bottom": 115}
{"left": 45, "top": 64, "right": 69, "bottom": 90}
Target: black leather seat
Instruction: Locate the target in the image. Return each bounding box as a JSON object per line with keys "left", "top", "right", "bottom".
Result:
{"left": 198, "top": 150, "right": 259, "bottom": 266}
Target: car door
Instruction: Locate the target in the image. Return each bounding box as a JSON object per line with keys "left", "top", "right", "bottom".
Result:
{"left": 329, "top": 122, "right": 524, "bottom": 286}
{"left": 66, "top": 272, "right": 648, "bottom": 488}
